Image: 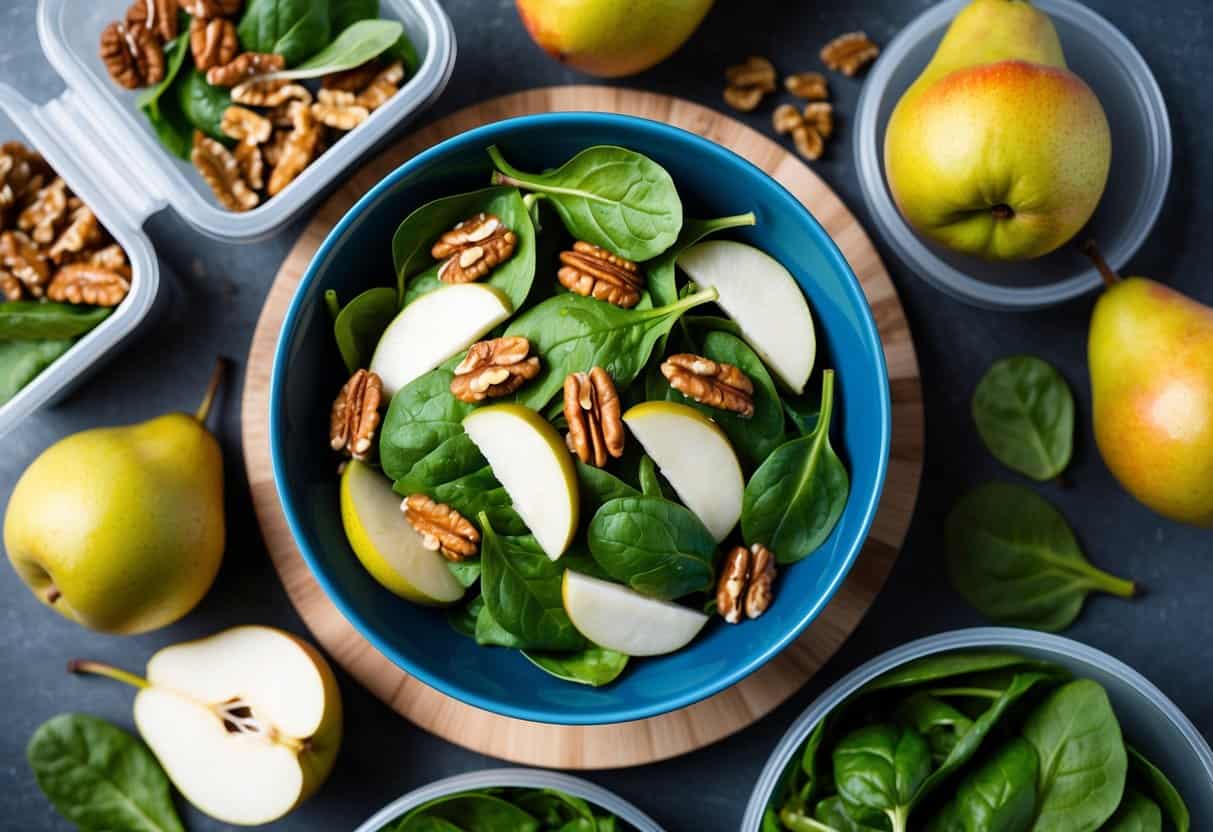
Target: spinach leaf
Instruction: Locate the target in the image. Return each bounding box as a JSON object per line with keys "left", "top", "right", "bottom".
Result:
{"left": 741, "top": 369, "right": 849, "bottom": 563}
{"left": 380, "top": 363, "right": 477, "bottom": 480}
{"left": 894, "top": 692, "right": 974, "bottom": 763}
{"left": 266, "top": 19, "right": 403, "bottom": 80}
{"left": 138, "top": 31, "right": 193, "bottom": 159}
{"left": 523, "top": 647, "right": 629, "bottom": 687}
{"left": 1023, "top": 679, "right": 1127, "bottom": 831}
{"left": 488, "top": 144, "right": 683, "bottom": 262}
{"left": 27, "top": 713, "right": 185, "bottom": 832}
{"left": 513, "top": 789, "right": 597, "bottom": 828}
{"left": 576, "top": 461, "right": 640, "bottom": 514}
{"left": 814, "top": 796, "right": 884, "bottom": 831}
{"left": 447, "top": 594, "right": 482, "bottom": 639}
{"left": 1127, "top": 747, "right": 1190, "bottom": 832}
{"left": 328, "top": 0, "right": 378, "bottom": 32}
{"left": 832, "top": 723, "right": 931, "bottom": 832}
{"left": 638, "top": 454, "right": 662, "bottom": 497}
{"left": 478, "top": 514, "right": 585, "bottom": 651}
{"left": 384, "top": 31, "right": 420, "bottom": 75}
{"left": 0, "top": 338, "right": 74, "bottom": 405}
{"left": 647, "top": 212, "right": 756, "bottom": 307}
{"left": 945, "top": 482, "right": 1137, "bottom": 632}
{"left": 332, "top": 287, "right": 396, "bottom": 373}
{"left": 392, "top": 186, "right": 536, "bottom": 309}
{"left": 176, "top": 68, "right": 231, "bottom": 141}
{"left": 926, "top": 737, "right": 1038, "bottom": 832}
{"left": 649, "top": 329, "right": 786, "bottom": 466}
{"left": 1104, "top": 791, "right": 1163, "bottom": 832}
{"left": 0, "top": 302, "right": 111, "bottom": 341}
{"left": 858, "top": 651, "right": 1061, "bottom": 696}
{"left": 588, "top": 496, "right": 716, "bottom": 600}
{"left": 237, "top": 0, "right": 332, "bottom": 66}
{"left": 401, "top": 792, "right": 540, "bottom": 832}
{"left": 474, "top": 601, "right": 527, "bottom": 648}
{"left": 505, "top": 288, "right": 718, "bottom": 410}
{"left": 972, "top": 356, "right": 1074, "bottom": 481}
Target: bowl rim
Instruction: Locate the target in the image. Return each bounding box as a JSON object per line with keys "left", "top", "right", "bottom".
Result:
{"left": 740, "top": 626, "right": 1213, "bottom": 830}
{"left": 270, "top": 111, "right": 892, "bottom": 725}
{"left": 352, "top": 768, "right": 666, "bottom": 832}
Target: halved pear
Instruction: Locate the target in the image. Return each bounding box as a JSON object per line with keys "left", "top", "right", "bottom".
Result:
{"left": 340, "top": 460, "right": 465, "bottom": 605}
{"left": 676, "top": 240, "right": 816, "bottom": 393}
{"left": 369, "top": 283, "right": 512, "bottom": 396}
{"left": 463, "top": 404, "right": 579, "bottom": 559}
{"left": 623, "top": 401, "right": 743, "bottom": 541}
{"left": 562, "top": 570, "right": 709, "bottom": 656}
{"left": 73, "top": 626, "right": 342, "bottom": 826}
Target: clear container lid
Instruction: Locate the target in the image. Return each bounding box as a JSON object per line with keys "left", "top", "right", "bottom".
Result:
{"left": 854, "top": 0, "right": 1172, "bottom": 310}
{"left": 36, "top": 0, "right": 456, "bottom": 242}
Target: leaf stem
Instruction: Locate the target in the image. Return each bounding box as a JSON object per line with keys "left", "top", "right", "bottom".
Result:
{"left": 815, "top": 370, "right": 836, "bottom": 435}
{"left": 1088, "top": 567, "right": 1139, "bottom": 599}
{"left": 324, "top": 289, "right": 341, "bottom": 322}
{"left": 1081, "top": 240, "right": 1120, "bottom": 288}
{"left": 657, "top": 286, "right": 718, "bottom": 317}
{"left": 195, "top": 357, "right": 229, "bottom": 423}
{"left": 68, "top": 660, "right": 150, "bottom": 690}
{"left": 926, "top": 686, "right": 1003, "bottom": 700}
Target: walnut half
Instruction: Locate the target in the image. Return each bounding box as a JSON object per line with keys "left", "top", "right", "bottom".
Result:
{"left": 99, "top": 21, "right": 165, "bottom": 90}
{"left": 450, "top": 336, "right": 540, "bottom": 403}
{"left": 821, "top": 32, "right": 880, "bottom": 77}
{"left": 717, "top": 543, "right": 777, "bottom": 624}
{"left": 661, "top": 353, "right": 755, "bottom": 417}
{"left": 191, "top": 132, "right": 259, "bottom": 212}
{"left": 564, "top": 367, "right": 625, "bottom": 468}
{"left": 557, "top": 241, "right": 644, "bottom": 308}
{"left": 431, "top": 213, "right": 517, "bottom": 285}
{"left": 403, "top": 494, "right": 479, "bottom": 562}
{"left": 46, "top": 263, "right": 130, "bottom": 307}
{"left": 330, "top": 368, "right": 383, "bottom": 461}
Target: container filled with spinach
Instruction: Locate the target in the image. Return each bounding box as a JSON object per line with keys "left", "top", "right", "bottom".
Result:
{"left": 327, "top": 142, "right": 852, "bottom": 688}
{"left": 745, "top": 630, "right": 1208, "bottom": 832}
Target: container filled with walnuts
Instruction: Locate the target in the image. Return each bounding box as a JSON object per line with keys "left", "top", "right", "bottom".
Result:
{"left": 32, "top": 0, "right": 454, "bottom": 240}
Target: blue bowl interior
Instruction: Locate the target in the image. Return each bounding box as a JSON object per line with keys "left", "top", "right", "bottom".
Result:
{"left": 271, "top": 113, "right": 891, "bottom": 724}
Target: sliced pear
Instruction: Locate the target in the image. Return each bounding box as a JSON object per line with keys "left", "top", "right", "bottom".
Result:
{"left": 562, "top": 570, "right": 708, "bottom": 656}
{"left": 623, "top": 401, "right": 743, "bottom": 541}
{"left": 340, "top": 460, "right": 465, "bottom": 605}
{"left": 463, "top": 404, "right": 579, "bottom": 559}
{"left": 369, "top": 283, "right": 512, "bottom": 396}
{"left": 676, "top": 240, "right": 816, "bottom": 393}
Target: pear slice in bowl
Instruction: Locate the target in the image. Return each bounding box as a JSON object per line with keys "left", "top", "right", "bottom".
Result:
{"left": 563, "top": 570, "right": 708, "bottom": 656}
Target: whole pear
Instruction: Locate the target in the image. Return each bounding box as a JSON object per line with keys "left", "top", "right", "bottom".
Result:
{"left": 1086, "top": 244, "right": 1213, "bottom": 526}
{"left": 884, "top": 0, "right": 1112, "bottom": 261}
{"left": 4, "top": 361, "right": 227, "bottom": 633}
{"left": 515, "top": 0, "right": 713, "bottom": 78}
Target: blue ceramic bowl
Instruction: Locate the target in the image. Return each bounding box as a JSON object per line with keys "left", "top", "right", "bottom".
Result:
{"left": 270, "top": 113, "right": 892, "bottom": 725}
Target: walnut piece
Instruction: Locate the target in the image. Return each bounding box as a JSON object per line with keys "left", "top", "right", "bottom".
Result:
{"left": 1, "top": 270, "right": 21, "bottom": 301}
{"left": 403, "top": 494, "right": 479, "bottom": 562}
{"left": 179, "top": 0, "right": 242, "bottom": 18}
{"left": 450, "top": 336, "right": 540, "bottom": 403}
{"left": 564, "top": 367, "right": 625, "bottom": 468}
{"left": 50, "top": 203, "right": 103, "bottom": 263}
{"left": 191, "top": 131, "right": 259, "bottom": 212}
{"left": 100, "top": 21, "right": 165, "bottom": 90}
{"left": 772, "top": 103, "right": 802, "bottom": 135}
{"left": 267, "top": 101, "right": 322, "bottom": 197}
{"left": 190, "top": 17, "right": 238, "bottom": 71}
{"left": 231, "top": 77, "right": 313, "bottom": 108}
{"left": 785, "top": 71, "right": 829, "bottom": 101}
{"left": 206, "top": 52, "right": 285, "bottom": 87}
{"left": 88, "top": 244, "right": 131, "bottom": 278}
{"left": 356, "top": 61, "right": 404, "bottom": 111}
{"left": 47, "top": 264, "right": 131, "bottom": 307}
{"left": 126, "top": 0, "right": 179, "bottom": 42}
{"left": 717, "top": 543, "right": 777, "bottom": 624}
{"left": 221, "top": 106, "right": 272, "bottom": 144}
{"left": 431, "top": 212, "right": 517, "bottom": 284}
{"left": 322, "top": 60, "right": 383, "bottom": 92}
{"left": 0, "top": 146, "right": 47, "bottom": 227}
{"left": 803, "top": 102, "right": 834, "bottom": 140}
{"left": 329, "top": 368, "right": 383, "bottom": 461}
{"left": 312, "top": 89, "right": 369, "bottom": 131}
{"left": 18, "top": 177, "right": 68, "bottom": 245}
{"left": 723, "top": 56, "right": 776, "bottom": 113}
{"left": 234, "top": 141, "right": 265, "bottom": 191}
{"left": 557, "top": 241, "right": 643, "bottom": 308}
{"left": 821, "top": 31, "right": 880, "bottom": 76}
{"left": 661, "top": 353, "right": 755, "bottom": 417}
{"left": 1, "top": 230, "right": 51, "bottom": 297}
{"left": 793, "top": 125, "right": 825, "bottom": 162}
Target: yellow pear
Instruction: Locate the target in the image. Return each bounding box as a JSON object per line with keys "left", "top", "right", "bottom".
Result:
{"left": 4, "top": 361, "right": 227, "bottom": 634}
{"left": 884, "top": 0, "right": 1111, "bottom": 261}
{"left": 1086, "top": 244, "right": 1213, "bottom": 526}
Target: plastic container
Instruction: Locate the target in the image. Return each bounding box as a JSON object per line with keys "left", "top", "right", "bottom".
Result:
{"left": 353, "top": 769, "right": 666, "bottom": 832}
{"left": 741, "top": 627, "right": 1213, "bottom": 830}
{"left": 36, "top": 0, "right": 456, "bottom": 242}
{"left": 0, "top": 83, "right": 160, "bottom": 439}
{"left": 854, "top": 0, "right": 1171, "bottom": 310}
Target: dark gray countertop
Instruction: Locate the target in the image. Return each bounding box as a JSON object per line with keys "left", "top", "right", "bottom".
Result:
{"left": 2, "top": 0, "right": 1210, "bottom": 829}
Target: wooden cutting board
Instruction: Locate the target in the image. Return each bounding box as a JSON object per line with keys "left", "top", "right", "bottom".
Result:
{"left": 241, "top": 85, "right": 924, "bottom": 769}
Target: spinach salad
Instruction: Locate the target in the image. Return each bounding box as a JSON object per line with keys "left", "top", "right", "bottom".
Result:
{"left": 329, "top": 143, "right": 851, "bottom": 687}
{"left": 765, "top": 649, "right": 1191, "bottom": 832}
{"left": 379, "top": 786, "right": 632, "bottom": 831}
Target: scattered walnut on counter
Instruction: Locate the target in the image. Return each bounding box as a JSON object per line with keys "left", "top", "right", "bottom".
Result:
{"left": 723, "top": 55, "right": 777, "bottom": 112}
{"left": 820, "top": 32, "right": 880, "bottom": 77}
{"left": 784, "top": 71, "right": 829, "bottom": 101}
{"left": 557, "top": 241, "right": 644, "bottom": 309}
{"left": 564, "top": 367, "right": 625, "bottom": 468}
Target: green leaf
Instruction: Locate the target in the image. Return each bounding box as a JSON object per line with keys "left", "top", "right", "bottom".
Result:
{"left": 392, "top": 186, "right": 536, "bottom": 309}
{"left": 237, "top": 0, "right": 332, "bottom": 66}
{"left": 588, "top": 496, "right": 716, "bottom": 600}
{"left": 0, "top": 338, "right": 74, "bottom": 405}
{"left": 638, "top": 454, "right": 662, "bottom": 497}
{"left": 894, "top": 692, "right": 974, "bottom": 763}
{"left": 399, "top": 792, "right": 541, "bottom": 832}
{"left": 27, "top": 714, "right": 185, "bottom": 832}
{"left": 741, "top": 370, "right": 849, "bottom": 563}
{"left": 814, "top": 797, "right": 884, "bottom": 831}
{"left": 0, "top": 302, "right": 111, "bottom": 341}
{"left": 1104, "top": 791, "right": 1163, "bottom": 832}
{"left": 523, "top": 647, "right": 629, "bottom": 687}
{"left": 474, "top": 601, "right": 527, "bottom": 648}
{"left": 1023, "top": 679, "right": 1128, "bottom": 831}
{"left": 647, "top": 213, "right": 755, "bottom": 307}
{"left": 176, "top": 68, "right": 231, "bottom": 141}
{"left": 384, "top": 32, "right": 420, "bottom": 75}
{"left": 945, "top": 482, "right": 1137, "bottom": 632}
{"left": 833, "top": 723, "right": 931, "bottom": 832}
{"left": 138, "top": 31, "right": 193, "bottom": 159}
{"left": 858, "top": 651, "right": 1061, "bottom": 696}
{"left": 332, "top": 287, "right": 397, "bottom": 373}
{"left": 505, "top": 288, "right": 718, "bottom": 411}
{"left": 328, "top": 0, "right": 378, "bottom": 32}
{"left": 447, "top": 594, "right": 482, "bottom": 639}
{"left": 972, "top": 356, "right": 1074, "bottom": 481}
{"left": 575, "top": 461, "right": 641, "bottom": 514}
{"left": 926, "top": 737, "right": 1038, "bottom": 832}
{"left": 265, "top": 19, "right": 403, "bottom": 80}
{"left": 1127, "top": 746, "right": 1190, "bottom": 832}
{"left": 488, "top": 144, "right": 683, "bottom": 262}
{"left": 380, "top": 363, "right": 477, "bottom": 480}
{"left": 479, "top": 514, "right": 585, "bottom": 651}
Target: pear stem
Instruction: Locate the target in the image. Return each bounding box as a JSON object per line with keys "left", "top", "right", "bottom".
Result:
{"left": 1081, "top": 240, "right": 1120, "bottom": 288}
{"left": 68, "top": 659, "right": 150, "bottom": 690}
{"left": 45, "top": 586, "right": 61, "bottom": 604}
{"left": 195, "top": 357, "right": 229, "bottom": 424}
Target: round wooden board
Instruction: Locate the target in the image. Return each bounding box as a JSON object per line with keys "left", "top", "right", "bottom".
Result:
{"left": 241, "top": 86, "right": 924, "bottom": 769}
